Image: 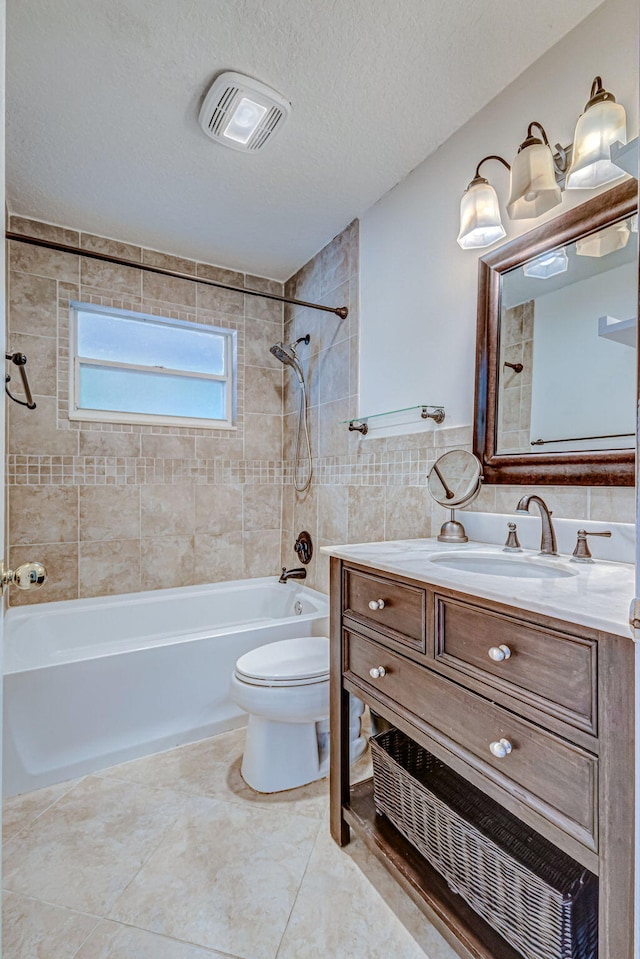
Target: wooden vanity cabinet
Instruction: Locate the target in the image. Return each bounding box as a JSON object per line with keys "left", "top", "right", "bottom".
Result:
{"left": 329, "top": 558, "right": 635, "bottom": 959}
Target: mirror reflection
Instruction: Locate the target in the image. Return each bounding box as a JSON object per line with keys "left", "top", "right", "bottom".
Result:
{"left": 497, "top": 212, "right": 638, "bottom": 455}
{"left": 427, "top": 450, "right": 482, "bottom": 507}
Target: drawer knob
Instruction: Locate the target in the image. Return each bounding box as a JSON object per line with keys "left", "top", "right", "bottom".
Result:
{"left": 489, "top": 738, "right": 513, "bottom": 759}
{"left": 488, "top": 644, "right": 512, "bottom": 662}
{"left": 368, "top": 599, "right": 386, "bottom": 610}
{"left": 369, "top": 666, "right": 387, "bottom": 679}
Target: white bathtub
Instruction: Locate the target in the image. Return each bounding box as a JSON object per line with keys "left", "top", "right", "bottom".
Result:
{"left": 3, "top": 577, "right": 329, "bottom": 796}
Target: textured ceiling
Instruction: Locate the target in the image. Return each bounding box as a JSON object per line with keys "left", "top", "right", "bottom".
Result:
{"left": 7, "top": 0, "right": 605, "bottom": 280}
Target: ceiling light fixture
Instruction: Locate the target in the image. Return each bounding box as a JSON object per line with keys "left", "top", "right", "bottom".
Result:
{"left": 566, "top": 77, "right": 627, "bottom": 190}
{"left": 457, "top": 75, "right": 629, "bottom": 250}
{"left": 198, "top": 72, "right": 291, "bottom": 153}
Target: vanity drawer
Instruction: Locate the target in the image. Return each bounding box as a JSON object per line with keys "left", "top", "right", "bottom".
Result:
{"left": 345, "top": 630, "right": 597, "bottom": 850}
{"left": 434, "top": 596, "right": 597, "bottom": 734}
{"left": 342, "top": 566, "right": 426, "bottom": 651}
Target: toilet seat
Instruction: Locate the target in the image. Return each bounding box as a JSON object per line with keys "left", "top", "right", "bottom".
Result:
{"left": 235, "top": 636, "right": 329, "bottom": 687}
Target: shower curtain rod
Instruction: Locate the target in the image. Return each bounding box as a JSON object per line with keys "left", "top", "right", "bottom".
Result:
{"left": 4, "top": 232, "right": 349, "bottom": 320}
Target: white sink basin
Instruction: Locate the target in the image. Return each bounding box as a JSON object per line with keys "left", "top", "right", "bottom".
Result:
{"left": 429, "top": 551, "right": 577, "bottom": 579}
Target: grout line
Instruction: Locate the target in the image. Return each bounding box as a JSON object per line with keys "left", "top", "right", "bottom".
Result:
{"left": 273, "top": 815, "right": 325, "bottom": 959}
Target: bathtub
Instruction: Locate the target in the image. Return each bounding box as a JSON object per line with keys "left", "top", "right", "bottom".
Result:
{"left": 3, "top": 577, "right": 329, "bottom": 797}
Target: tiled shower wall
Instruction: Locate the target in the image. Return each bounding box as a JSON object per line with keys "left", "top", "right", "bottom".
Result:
{"left": 7, "top": 214, "right": 635, "bottom": 605}
{"left": 6, "top": 216, "right": 285, "bottom": 605}
{"left": 282, "top": 221, "right": 636, "bottom": 594}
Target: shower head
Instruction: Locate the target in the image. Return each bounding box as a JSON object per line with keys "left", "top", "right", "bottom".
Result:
{"left": 269, "top": 339, "right": 307, "bottom": 385}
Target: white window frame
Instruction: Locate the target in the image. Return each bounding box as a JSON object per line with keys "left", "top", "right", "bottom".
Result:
{"left": 69, "top": 302, "right": 237, "bottom": 429}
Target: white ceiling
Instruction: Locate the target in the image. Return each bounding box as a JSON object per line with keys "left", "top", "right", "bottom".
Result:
{"left": 7, "top": 0, "right": 605, "bottom": 280}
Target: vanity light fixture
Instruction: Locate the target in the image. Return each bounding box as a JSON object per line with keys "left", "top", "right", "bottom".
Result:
{"left": 576, "top": 220, "right": 630, "bottom": 257}
{"left": 506, "top": 123, "right": 563, "bottom": 220}
{"left": 566, "top": 77, "right": 627, "bottom": 189}
{"left": 522, "top": 248, "right": 568, "bottom": 279}
{"left": 458, "top": 75, "right": 628, "bottom": 249}
{"left": 456, "top": 155, "right": 510, "bottom": 250}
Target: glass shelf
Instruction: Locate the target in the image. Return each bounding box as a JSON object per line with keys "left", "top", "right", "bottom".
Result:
{"left": 342, "top": 404, "right": 445, "bottom": 435}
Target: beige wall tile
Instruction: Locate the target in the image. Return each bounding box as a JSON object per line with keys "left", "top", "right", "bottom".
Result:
{"left": 9, "top": 216, "right": 79, "bottom": 246}
{"left": 196, "top": 282, "right": 244, "bottom": 315}
{"left": 243, "top": 366, "right": 283, "bottom": 415}
{"left": 141, "top": 485, "right": 196, "bottom": 537}
{"left": 244, "top": 318, "right": 284, "bottom": 370}
{"left": 81, "top": 258, "right": 142, "bottom": 296}
{"left": 80, "top": 486, "right": 141, "bottom": 541}
{"left": 244, "top": 413, "right": 282, "bottom": 460}
{"left": 243, "top": 290, "right": 283, "bottom": 324}
{"left": 142, "top": 249, "right": 196, "bottom": 276}
{"left": 10, "top": 485, "right": 78, "bottom": 545}
{"left": 142, "top": 272, "right": 195, "bottom": 308}
{"left": 140, "top": 434, "right": 196, "bottom": 459}
{"left": 196, "top": 263, "right": 243, "bottom": 285}
{"left": 317, "top": 339, "right": 349, "bottom": 405}
{"left": 8, "top": 396, "right": 79, "bottom": 455}
{"left": 8, "top": 332, "right": 58, "bottom": 396}
{"left": 193, "top": 532, "right": 244, "bottom": 583}
{"left": 243, "top": 485, "right": 282, "bottom": 531}
{"left": 79, "top": 540, "right": 141, "bottom": 597}
{"left": 243, "top": 529, "right": 283, "bottom": 579}
{"left": 317, "top": 399, "right": 349, "bottom": 458}
{"left": 293, "top": 485, "right": 318, "bottom": 538}
{"left": 590, "top": 487, "right": 635, "bottom": 523}
{"left": 140, "top": 536, "right": 196, "bottom": 590}
{"left": 384, "top": 487, "right": 431, "bottom": 540}
{"left": 9, "top": 271, "right": 58, "bottom": 337}
{"left": 494, "top": 485, "right": 589, "bottom": 520}
{"left": 79, "top": 430, "right": 141, "bottom": 457}
{"left": 348, "top": 486, "right": 385, "bottom": 543}
{"left": 80, "top": 233, "right": 142, "bottom": 261}
{"left": 9, "top": 543, "right": 78, "bottom": 605}
{"left": 318, "top": 485, "right": 348, "bottom": 542}
{"left": 195, "top": 485, "right": 242, "bottom": 534}
{"left": 10, "top": 241, "right": 79, "bottom": 284}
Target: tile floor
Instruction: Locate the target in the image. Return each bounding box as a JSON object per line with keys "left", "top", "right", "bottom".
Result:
{"left": 2, "top": 727, "right": 457, "bottom": 959}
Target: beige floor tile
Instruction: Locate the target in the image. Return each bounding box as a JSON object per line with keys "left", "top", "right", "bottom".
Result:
{"left": 74, "top": 919, "right": 232, "bottom": 958}
{"left": 3, "top": 778, "right": 82, "bottom": 842}
{"left": 3, "top": 777, "right": 193, "bottom": 915}
{"left": 2, "top": 890, "right": 99, "bottom": 959}
{"left": 110, "top": 798, "right": 320, "bottom": 959}
{"left": 99, "top": 728, "right": 330, "bottom": 821}
{"left": 276, "top": 829, "right": 455, "bottom": 959}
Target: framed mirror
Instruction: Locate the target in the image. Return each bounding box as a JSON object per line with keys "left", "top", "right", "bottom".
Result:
{"left": 474, "top": 178, "right": 638, "bottom": 486}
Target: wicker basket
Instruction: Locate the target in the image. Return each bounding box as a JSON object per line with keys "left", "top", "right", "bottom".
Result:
{"left": 371, "top": 728, "right": 597, "bottom": 959}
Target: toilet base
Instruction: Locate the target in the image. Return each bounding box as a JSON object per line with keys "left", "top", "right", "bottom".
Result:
{"left": 240, "top": 702, "right": 366, "bottom": 794}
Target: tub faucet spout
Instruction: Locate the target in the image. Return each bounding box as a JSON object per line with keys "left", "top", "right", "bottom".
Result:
{"left": 515, "top": 494, "right": 558, "bottom": 555}
{"left": 279, "top": 566, "right": 307, "bottom": 584}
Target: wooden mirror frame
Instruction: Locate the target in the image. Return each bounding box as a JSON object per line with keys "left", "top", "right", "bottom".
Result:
{"left": 473, "top": 178, "right": 638, "bottom": 486}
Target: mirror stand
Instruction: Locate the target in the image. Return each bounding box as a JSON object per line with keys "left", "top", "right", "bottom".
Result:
{"left": 437, "top": 509, "right": 469, "bottom": 544}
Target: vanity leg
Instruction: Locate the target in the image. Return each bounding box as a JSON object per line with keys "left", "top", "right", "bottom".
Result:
{"left": 330, "top": 557, "right": 350, "bottom": 846}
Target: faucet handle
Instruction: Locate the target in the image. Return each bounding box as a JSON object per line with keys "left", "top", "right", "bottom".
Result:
{"left": 503, "top": 522, "right": 522, "bottom": 553}
{"left": 571, "top": 529, "right": 612, "bottom": 563}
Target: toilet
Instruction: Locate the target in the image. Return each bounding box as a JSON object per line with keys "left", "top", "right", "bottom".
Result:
{"left": 230, "top": 636, "right": 365, "bottom": 793}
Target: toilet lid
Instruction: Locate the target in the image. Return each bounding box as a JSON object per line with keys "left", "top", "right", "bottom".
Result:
{"left": 235, "top": 636, "right": 329, "bottom": 686}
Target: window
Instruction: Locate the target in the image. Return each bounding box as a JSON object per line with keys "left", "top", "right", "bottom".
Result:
{"left": 69, "top": 303, "right": 236, "bottom": 429}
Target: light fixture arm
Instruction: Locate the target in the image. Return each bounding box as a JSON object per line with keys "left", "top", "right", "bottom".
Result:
{"left": 473, "top": 154, "right": 511, "bottom": 182}
{"left": 521, "top": 121, "right": 568, "bottom": 176}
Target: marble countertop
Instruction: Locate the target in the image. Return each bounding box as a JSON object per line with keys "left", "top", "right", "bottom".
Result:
{"left": 321, "top": 538, "right": 636, "bottom": 639}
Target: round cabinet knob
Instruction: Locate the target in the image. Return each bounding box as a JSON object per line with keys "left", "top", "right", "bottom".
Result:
{"left": 488, "top": 644, "right": 512, "bottom": 662}
{"left": 489, "top": 738, "right": 513, "bottom": 759}
{"left": 369, "top": 666, "right": 387, "bottom": 679}
{"left": 368, "top": 599, "right": 386, "bottom": 610}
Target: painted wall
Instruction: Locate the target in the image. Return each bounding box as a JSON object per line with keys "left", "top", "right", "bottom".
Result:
{"left": 359, "top": 0, "right": 639, "bottom": 428}
{"left": 6, "top": 217, "right": 285, "bottom": 605}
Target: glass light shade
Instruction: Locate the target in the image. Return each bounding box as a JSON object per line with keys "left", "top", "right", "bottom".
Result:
{"left": 456, "top": 180, "right": 506, "bottom": 249}
{"left": 223, "top": 97, "right": 268, "bottom": 144}
{"left": 522, "top": 248, "right": 569, "bottom": 279}
{"left": 566, "top": 99, "right": 627, "bottom": 189}
{"left": 506, "top": 142, "right": 562, "bottom": 219}
{"left": 576, "top": 221, "right": 630, "bottom": 257}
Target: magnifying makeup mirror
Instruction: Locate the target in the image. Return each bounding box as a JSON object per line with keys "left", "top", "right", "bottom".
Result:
{"left": 427, "top": 450, "right": 483, "bottom": 543}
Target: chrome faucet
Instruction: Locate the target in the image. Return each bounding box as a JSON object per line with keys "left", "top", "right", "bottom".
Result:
{"left": 515, "top": 494, "right": 558, "bottom": 555}
{"left": 279, "top": 566, "right": 307, "bottom": 584}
